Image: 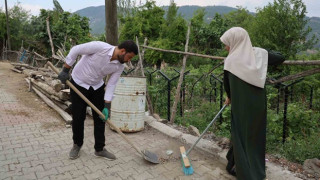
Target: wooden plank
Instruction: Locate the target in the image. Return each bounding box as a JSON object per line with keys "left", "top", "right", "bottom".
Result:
{"left": 180, "top": 146, "right": 190, "bottom": 168}
{"left": 11, "top": 68, "right": 22, "bottom": 73}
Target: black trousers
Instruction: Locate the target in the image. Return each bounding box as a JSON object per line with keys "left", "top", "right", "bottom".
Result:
{"left": 70, "top": 79, "right": 105, "bottom": 151}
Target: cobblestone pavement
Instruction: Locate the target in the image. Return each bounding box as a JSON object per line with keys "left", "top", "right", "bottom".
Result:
{"left": 0, "top": 62, "right": 235, "bottom": 180}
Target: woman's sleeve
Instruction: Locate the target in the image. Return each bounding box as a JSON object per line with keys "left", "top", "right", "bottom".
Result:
{"left": 224, "top": 70, "right": 231, "bottom": 98}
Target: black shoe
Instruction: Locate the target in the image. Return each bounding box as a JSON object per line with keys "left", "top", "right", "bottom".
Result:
{"left": 69, "top": 144, "right": 81, "bottom": 160}
{"left": 94, "top": 148, "right": 116, "bottom": 160}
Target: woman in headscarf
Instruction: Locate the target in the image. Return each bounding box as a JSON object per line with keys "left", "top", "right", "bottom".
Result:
{"left": 220, "top": 27, "right": 268, "bottom": 180}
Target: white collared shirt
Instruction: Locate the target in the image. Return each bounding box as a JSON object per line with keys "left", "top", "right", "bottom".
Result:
{"left": 65, "top": 41, "right": 124, "bottom": 101}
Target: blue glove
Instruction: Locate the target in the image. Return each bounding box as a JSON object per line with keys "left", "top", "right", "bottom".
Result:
{"left": 58, "top": 66, "right": 70, "bottom": 84}
{"left": 101, "top": 103, "right": 111, "bottom": 122}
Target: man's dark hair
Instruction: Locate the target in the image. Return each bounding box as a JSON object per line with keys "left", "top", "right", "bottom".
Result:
{"left": 118, "top": 40, "right": 138, "bottom": 55}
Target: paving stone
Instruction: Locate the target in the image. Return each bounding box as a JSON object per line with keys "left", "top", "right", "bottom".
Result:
{"left": 132, "top": 170, "right": 154, "bottom": 180}
{"left": 72, "top": 176, "right": 87, "bottom": 180}
{"left": 14, "top": 146, "right": 33, "bottom": 154}
{"left": 56, "top": 164, "right": 77, "bottom": 174}
{"left": 22, "top": 165, "right": 44, "bottom": 174}
{"left": 9, "top": 161, "right": 31, "bottom": 171}
{"left": 50, "top": 172, "right": 73, "bottom": 180}
{"left": 102, "top": 164, "right": 123, "bottom": 175}
{"left": 29, "top": 158, "right": 51, "bottom": 167}
{"left": 195, "top": 165, "right": 212, "bottom": 175}
{"left": 147, "top": 165, "right": 167, "bottom": 177}
{"left": 117, "top": 168, "right": 139, "bottom": 179}
{"left": 12, "top": 172, "right": 37, "bottom": 180}
{"left": 0, "top": 165, "right": 9, "bottom": 172}
{"left": 0, "top": 155, "right": 6, "bottom": 161}
{"left": 0, "top": 171, "right": 23, "bottom": 179}
{"left": 43, "top": 161, "right": 63, "bottom": 170}
{"left": 84, "top": 169, "right": 105, "bottom": 180}
{"left": 69, "top": 167, "right": 91, "bottom": 178}
{"left": 35, "top": 168, "right": 58, "bottom": 179}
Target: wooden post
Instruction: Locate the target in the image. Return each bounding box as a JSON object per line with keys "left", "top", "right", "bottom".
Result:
{"left": 5, "top": 0, "right": 10, "bottom": 50}
{"left": 46, "top": 16, "right": 55, "bottom": 56}
{"left": 170, "top": 23, "right": 191, "bottom": 123}
{"left": 135, "top": 36, "right": 154, "bottom": 115}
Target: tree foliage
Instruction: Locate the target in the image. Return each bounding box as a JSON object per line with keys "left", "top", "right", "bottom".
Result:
{"left": 30, "top": 8, "right": 91, "bottom": 56}
{"left": 223, "top": 7, "right": 254, "bottom": 30}
{"left": 119, "top": 1, "right": 165, "bottom": 42}
{"left": 0, "top": 2, "right": 32, "bottom": 50}
{"left": 249, "top": 0, "right": 317, "bottom": 58}
{"left": 53, "top": 0, "right": 64, "bottom": 13}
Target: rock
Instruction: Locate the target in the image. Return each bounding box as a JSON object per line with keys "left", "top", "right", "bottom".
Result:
{"left": 166, "top": 150, "right": 173, "bottom": 156}
{"left": 218, "top": 137, "right": 230, "bottom": 149}
{"left": 159, "top": 119, "right": 168, "bottom": 124}
{"left": 188, "top": 125, "right": 200, "bottom": 137}
{"left": 303, "top": 158, "right": 320, "bottom": 179}
{"left": 152, "top": 113, "right": 161, "bottom": 121}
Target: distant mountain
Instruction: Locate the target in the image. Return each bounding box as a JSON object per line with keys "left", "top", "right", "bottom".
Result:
{"left": 161, "top": 5, "right": 238, "bottom": 22}
{"left": 75, "top": 5, "right": 320, "bottom": 48}
{"left": 75, "top": 6, "right": 106, "bottom": 35}
{"left": 308, "top": 17, "right": 320, "bottom": 48}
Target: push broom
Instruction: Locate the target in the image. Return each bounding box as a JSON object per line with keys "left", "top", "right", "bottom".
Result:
{"left": 180, "top": 104, "right": 227, "bottom": 175}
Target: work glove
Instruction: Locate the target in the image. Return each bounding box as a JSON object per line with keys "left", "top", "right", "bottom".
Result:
{"left": 101, "top": 102, "right": 111, "bottom": 122}
{"left": 58, "top": 66, "right": 71, "bottom": 84}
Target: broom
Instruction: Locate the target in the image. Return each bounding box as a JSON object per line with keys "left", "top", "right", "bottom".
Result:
{"left": 180, "top": 104, "right": 227, "bottom": 175}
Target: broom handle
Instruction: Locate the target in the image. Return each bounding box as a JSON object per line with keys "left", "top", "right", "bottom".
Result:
{"left": 186, "top": 104, "right": 227, "bottom": 155}
{"left": 46, "top": 62, "right": 143, "bottom": 156}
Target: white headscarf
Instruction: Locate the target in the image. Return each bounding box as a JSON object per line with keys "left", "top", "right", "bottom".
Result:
{"left": 220, "top": 27, "right": 268, "bottom": 88}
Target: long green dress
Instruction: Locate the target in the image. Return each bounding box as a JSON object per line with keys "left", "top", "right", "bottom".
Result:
{"left": 224, "top": 70, "right": 267, "bottom": 180}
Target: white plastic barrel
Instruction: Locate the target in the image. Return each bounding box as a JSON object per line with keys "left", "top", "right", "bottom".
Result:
{"left": 110, "top": 76, "right": 146, "bottom": 132}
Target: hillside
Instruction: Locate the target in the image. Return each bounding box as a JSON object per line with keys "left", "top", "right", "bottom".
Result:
{"left": 75, "top": 5, "right": 320, "bottom": 48}
{"left": 308, "top": 17, "right": 320, "bottom": 48}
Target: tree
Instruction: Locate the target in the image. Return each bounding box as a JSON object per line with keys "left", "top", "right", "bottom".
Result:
{"left": 53, "top": 0, "right": 64, "bottom": 13}
{"left": 223, "top": 7, "right": 254, "bottom": 30}
{"left": 7, "top": 2, "right": 31, "bottom": 50}
{"left": 143, "top": 1, "right": 187, "bottom": 65}
{"left": 119, "top": 1, "right": 165, "bottom": 42}
{"left": 165, "top": 0, "right": 178, "bottom": 25}
{"left": 190, "top": 10, "right": 228, "bottom": 55}
{"left": 30, "top": 9, "right": 91, "bottom": 56}
{"left": 250, "top": 0, "right": 317, "bottom": 58}
{"left": 0, "top": 10, "right": 7, "bottom": 52}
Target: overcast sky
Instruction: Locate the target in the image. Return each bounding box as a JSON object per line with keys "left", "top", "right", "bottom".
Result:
{"left": 2, "top": 0, "right": 320, "bottom": 17}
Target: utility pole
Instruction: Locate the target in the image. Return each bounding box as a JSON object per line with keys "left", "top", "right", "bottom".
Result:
{"left": 105, "top": 0, "right": 118, "bottom": 45}
{"left": 5, "top": 0, "right": 11, "bottom": 50}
